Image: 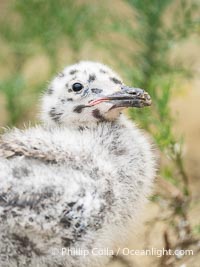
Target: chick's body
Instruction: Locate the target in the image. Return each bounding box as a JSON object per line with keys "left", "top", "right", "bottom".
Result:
{"left": 0, "top": 61, "right": 156, "bottom": 267}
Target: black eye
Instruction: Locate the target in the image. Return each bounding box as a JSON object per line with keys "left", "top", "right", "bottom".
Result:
{"left": 72, "top": 83, "right": 83, "bottom": 92}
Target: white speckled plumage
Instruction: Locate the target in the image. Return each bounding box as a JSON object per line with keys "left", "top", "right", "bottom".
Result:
{"left": 0, "top": 61, "right": 156, "bottom": 267}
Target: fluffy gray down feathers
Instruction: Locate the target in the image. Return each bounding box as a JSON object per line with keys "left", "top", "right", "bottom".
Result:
{"left": 0, "top": 61, "right": 156, "bottom": 267}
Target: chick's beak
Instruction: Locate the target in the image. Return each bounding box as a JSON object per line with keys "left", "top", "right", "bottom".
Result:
{"left": 88, "top": 86, "right": 152, "bottom": 109}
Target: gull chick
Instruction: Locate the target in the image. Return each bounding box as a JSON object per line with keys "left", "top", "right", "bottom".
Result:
{"left": 0, "top": 61, "right": 156, "bottom": 267}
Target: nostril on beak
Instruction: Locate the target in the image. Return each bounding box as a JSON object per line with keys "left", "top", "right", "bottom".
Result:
{"left": 129, "top": 91, "right": 137, "bottom": 95}
{"left": 121, "top": 86, "right": 145, "bottom": 96}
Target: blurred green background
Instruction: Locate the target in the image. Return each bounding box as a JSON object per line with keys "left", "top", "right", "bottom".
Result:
{"left": 0, "top": 0, "right": 200, "bottom": 266}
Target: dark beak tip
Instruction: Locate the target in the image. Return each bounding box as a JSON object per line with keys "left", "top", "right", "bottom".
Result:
{"left": 144, "top": 94, "right": 152, "bottom": 105}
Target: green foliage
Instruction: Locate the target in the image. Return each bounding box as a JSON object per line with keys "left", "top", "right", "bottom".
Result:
{"left": 0, "top": 75, "right": 26, "bottom": 125}
{"left": 1, "top": 0, "right": 100, "bottom": 54}
{"left": 12, "top": 0, "right": 100, "bottom": 61}
{"left": 127, "top": 0, "right": 197, "bottom": 196}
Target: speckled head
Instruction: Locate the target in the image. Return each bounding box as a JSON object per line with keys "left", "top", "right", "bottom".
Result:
{"left": 41, "top": 61, "right": 151, "bottom": 127}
